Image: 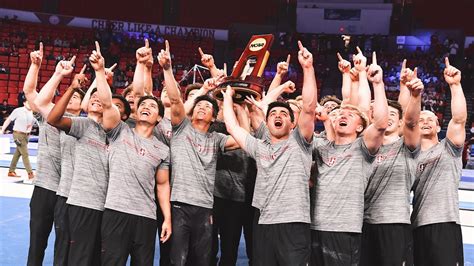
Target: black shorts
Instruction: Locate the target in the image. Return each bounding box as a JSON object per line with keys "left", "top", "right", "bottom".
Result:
{"left": 413, "top": 222, "right": 463, "bottom": 266}
{"left": 67, "top": 205, "right": 102, "bottom": 266}
{"left": 169, "top": 202, "right": 213, "bottom": 266}
{"left": 101, "top": 209, "right": 157, "bottom": 266}
{"left": 310, "top": 229, "right": 361, "bottom": 266}
{"left": 360, "top": 223, "right": 413, "bottom": 266}
{"left": 253, "top": 209, "right": 310, "bottom": 266}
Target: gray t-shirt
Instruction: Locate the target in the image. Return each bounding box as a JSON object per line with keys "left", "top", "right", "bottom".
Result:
{"left": 246, "top": 128, "right": 312, "bottom": 224}
{"left": 66, "top": 117, "right": 109, "bottom": 211}
{"left": 254, "top": 122, "right": 270, "bottom": 141}
{"left": 154, "top": 117, "right": 172, "bottom": 146}
{"left": 210, "top": 120, "right": 256, "bottom": 203}
{"left": 170, "top": 118, "right": 228, "bottom": 209}
{"left": 34, "top": 115, "right": 62, "bottom": 192}
{"left": 56, "top": 130, "right": 77, "bottom": 198}
{"left": 311, "top": 137, "right": 375, "bottom": 233}
{"left": 364, "top": 138, "right": 419, "bottom": 224}
{"left": 125, "top": 117, "right": 136, "bottom": 128}
{"left": 411, "top": 138, "right": 463, "bottom": 227}
{"left": 105, "top": 122, "right": 170, "bottom": 220}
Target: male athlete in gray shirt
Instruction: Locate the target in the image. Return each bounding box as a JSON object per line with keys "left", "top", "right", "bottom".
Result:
{"left": 411, "top": 58, "right": 466, "bottom": 266}
{"left": 158, "top": 40, "right": 239, "bottom": 266}
{"left": 361, "top": 64, "right": 423, "bottom": 265}
{"left": 22, "top": 42, "right": 82, "bottom": 266}
{"left": 223, "top": 41, "right": 318, "bottom": 266}
{"left": 88, "top": 42, "right": 172, "bottom": 264}
{"left": 311, "top": 52, "right": 388, "bottom": 266}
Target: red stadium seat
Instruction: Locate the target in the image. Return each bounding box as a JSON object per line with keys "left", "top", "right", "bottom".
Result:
{"left": 8, "top": 97, "right": 18, "bottom": 106}
{"left": 0, "top": 74, "right": 8, "bottom": 80}
{"left": 9, "top": 74, "right": 19, "bottom": 81}
{"left": 8, "top": 86, "right": 18, "bottom": 93}
{"left": 19, "top": 56, "right": 29, "bottom": 63}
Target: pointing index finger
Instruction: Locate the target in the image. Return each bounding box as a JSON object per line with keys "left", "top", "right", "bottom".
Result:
{"left": 108, "top": 63, "right": 117, "bottom": 71}
{"left": 145, "top": 38, "right": 149, "bottom": 48}
{"left": 198, "top": 47, "right": 204, "bottom": 57}
{"left": 445, "top": 57, "right": 450, "bottom": 67}
{"left": 95, "top": 41, "right": 101, "bottom": 54}
{"left": 372, "top": 51, "right": 377, "bottom": 65}
{"left": 413, "top": 67, "right": 418, "bottom": 78}
{"left": 69, "top": 55, "right": 76, "bottom": 65}
{"left": 79, "top": 64, "right": 87, "bottom": 74}
{"left": 165, "top": 40, "right": 170, "bottom": 53}
{"left": 297, "top": 41, "right": 304, "bottom": 51}
{"left": 356, "top": 46, "right": 362, "bottom": 54}
{"left": 286, "top": 54, "right": 291, "bottom": 64}
{"left": 39, "top": 42, "right": 43, "bottom": 55}
{"left": 401, "top": 59, "right": 406, "bottom": 70}
{"left": 337, "top": 52, "right": 343, "bottom": 62}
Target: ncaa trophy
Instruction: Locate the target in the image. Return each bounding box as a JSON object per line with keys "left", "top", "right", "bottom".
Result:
{"left": 213, "top": 34, "right": 274, "bottom": 102}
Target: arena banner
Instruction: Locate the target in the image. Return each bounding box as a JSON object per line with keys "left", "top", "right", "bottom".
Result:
{"left": 0, "top": 8, "right": 228, "bottom": 40}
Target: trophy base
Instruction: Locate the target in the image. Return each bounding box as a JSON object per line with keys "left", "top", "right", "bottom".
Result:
{"left": 213, "top": 78, "right": 264, "bottom": 103}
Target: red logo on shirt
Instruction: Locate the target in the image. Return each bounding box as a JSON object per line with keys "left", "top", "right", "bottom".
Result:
{"left": 327, "top": 157, "right": 337, "bottom": 166}
{"left": 376, "top": 154, "right": 387, "bottom": 164}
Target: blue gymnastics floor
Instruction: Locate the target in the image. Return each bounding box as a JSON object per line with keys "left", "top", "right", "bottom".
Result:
{"left": 0, "top": 196, "right": 250, "bottom": 265}
{"left": 0, "top": 196, "right": 473, "bottom": 265}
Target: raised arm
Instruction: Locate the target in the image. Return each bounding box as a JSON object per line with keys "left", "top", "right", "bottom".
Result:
{"left": 445, "top": 58, "right": 467, "bottom": 147}
{"left": 337, "top": 52, "right": 351, "bottom": 103}
{"left": 156, "top": 168, "right": 171, "bottom": 243}
{"left": 80, "top": 64, "right": 114, "bottom": 112}
{"left": 80, "top": 76, "right": 96, "bottom": 112}
{"left": 268, "top": 54, "right": 290, "bottom": 92}
{"left": 353, "top": 47, "right": 371, "bottom": 115}
{"left": 23, "top": 42, "right": 43, "bottom": 112}
{"left": 199, "top": 47, "right": 220, "bottom": 78}
{"left": 363, "top": 52, "right": 388, "bottom": 154}
{"left": 47, "top": 86, "right": 76, "bottom": 132}
{"left": 89, "top": 42, "right": 120, "bottom": 131}
{"left": 223, "top": 87, "right": 249, "bottom": 151}
{"left": 183, "top": 75, "right": 224, "bottom": 115}
{"left": 158, "top": 40, "right": 185, "bottom": 126}
{"left": 133, "top": 39, "right": 152, "bottom": 99}
{"left": 403, "top": 67, "right": 422, "bottom": 150}
{"left": 316, "top": 105, "right": 335, "bottom": 141}
{"left": 349, "top": 67, "right": 360, "bottom": 106}
{"left": 34, "top": 56, "right": 76, "bottom": 118}
{"left": 297, "top": 41, "right": 317, "bottom": 141}
{"left": 144, "top": 54, "right": 154, "bottom": 96}
{"left": 245, "top": 98, "right": 266, "bottom": 131}
{"left": 234, "top": 103, "right": 251, "bottom": 132}
{"left": 398, "top": 59, "right": 411, "bottom": 112}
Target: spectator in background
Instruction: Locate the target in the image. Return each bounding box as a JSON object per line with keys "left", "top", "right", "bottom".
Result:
{"left": 0, "top": 99, "right": 11, "bottom": 124}
{"left": 17, "top": 91, "right": 26, "bottom": 107}
{"left": 46, "top": 52, "right": 55, "bottom": 61}
{"left": 10, "top": 44, "right": 19, "bottom": 56}
{"left": 53, "top": 36, "right": 63, "bottom": 47}
{"left": 0, "top": 63, "right": 9, "bottom": 73}
{"left": 0, "top": 100, "right": 36, "bottom": 179}
{"left": 448, "top": 39, "right": 459, "bottom": 63}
